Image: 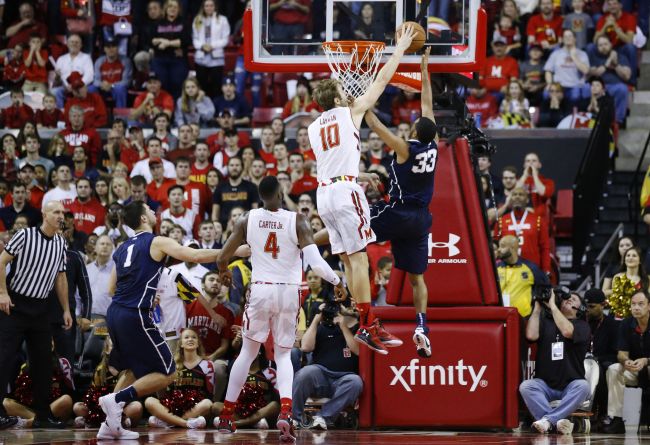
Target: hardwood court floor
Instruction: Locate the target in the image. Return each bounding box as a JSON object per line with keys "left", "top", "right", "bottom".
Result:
{"left": 0, "top": 428, "right": 648, "bottom": 445}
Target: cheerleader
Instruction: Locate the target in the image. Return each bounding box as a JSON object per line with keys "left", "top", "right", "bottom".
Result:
{"left": 3, "top": 351, "right": 74, "bottom": 428}
{"left": 610, "top": 247, "right": 650, "bottom": 318}
{"left": 145, "top": 328, "right": 213, "bottom": 428}
{"left": 73, "top": 338, "right": 143, "bottom": 428}
{"left": 212, "top": 345, "right": 280, "bottom": 429}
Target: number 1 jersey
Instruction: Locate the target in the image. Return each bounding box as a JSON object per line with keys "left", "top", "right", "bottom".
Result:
{"left": 112, "top": 232, "right": 164, "bottom": 309}
{"left": 246, "top": 208, "right": 302, "bottom": 285}
{"left": 308, "top": 106, "right": 360, "bottom": 182}
{"left": 389, "top": 140, "right": 438, "bottom": 208}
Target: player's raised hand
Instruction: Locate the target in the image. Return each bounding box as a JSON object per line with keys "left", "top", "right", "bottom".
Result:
{"left": 334, "top": 282, "right": 348, "bottom": 302}
{"left": 395, "top": 23, "right": 416, "bottom": 53}
{"left": 219, "top": 269, "right": 233, "bottom": 288}
{"left": 421, "top": 47, "right": 431, "bottom": 73}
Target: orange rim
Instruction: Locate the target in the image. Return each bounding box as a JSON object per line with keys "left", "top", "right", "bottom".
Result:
{"left": 322, "top": 40, "right": 386, "bottom": 54}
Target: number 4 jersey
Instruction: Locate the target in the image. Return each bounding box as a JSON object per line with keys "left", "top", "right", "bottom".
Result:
{"left": 246, "top": 208, "right": 302, "bottom": 285}
{"left": 308, "top": 107, "right": 360, "bottom": 181}
{"left": 389, "top": 140, "right": 438, "bottom": 208}
{"left": 112, "top": 232, "right": 164, "bottom": 309}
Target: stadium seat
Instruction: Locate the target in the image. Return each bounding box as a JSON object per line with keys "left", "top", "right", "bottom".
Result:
{"left": 555, "top": 189, "right": 573, "bottom": 238}
{"left": 252, "top": 107, "right": 283, "bottom": 127}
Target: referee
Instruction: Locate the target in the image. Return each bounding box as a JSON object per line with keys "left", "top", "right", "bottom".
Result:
{"left": 0, "top": 200, "right": 73, "bottom": 429}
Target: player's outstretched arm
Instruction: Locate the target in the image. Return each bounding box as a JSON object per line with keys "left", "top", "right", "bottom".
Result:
{"left": 296, "top": 214, "right": 347, "bottom": 301}
{"left": 420, "top": 48, "right": 436, "bottom": 126}
{"left": 352, "top": 24, "right": 416, "bottom": 116}
{"left": 365, "top": 109, "right": 410, "bottom": 163}
{"left": 216, "top": 213, "right": 249, "bottom": 286}
{"left": 152, "top": 235, "right": 221, "bottom": 264}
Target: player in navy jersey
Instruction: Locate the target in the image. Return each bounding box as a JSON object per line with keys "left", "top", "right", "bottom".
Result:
{"left": 97, "top": 201, "right": 234, "bottom": 440}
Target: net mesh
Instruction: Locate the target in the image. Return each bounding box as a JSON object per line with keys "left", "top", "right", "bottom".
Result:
{"left": 322, "top": 41, "right": 385, "bottom": 98}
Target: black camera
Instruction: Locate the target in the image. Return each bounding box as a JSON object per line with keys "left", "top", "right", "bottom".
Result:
{"left": 532, "top": 284, "right": 571, "bottom": 305}
{"left": 320, "top": 301, "right": 340, "bottom": 326}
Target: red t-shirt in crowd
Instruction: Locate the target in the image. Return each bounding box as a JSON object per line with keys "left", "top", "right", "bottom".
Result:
{"left": 146, "top": 178, "right": 176, "bottom": 208}
{"left": 185, "top": 300, "right": 234, "bottom": 354}
{"left": 22, "top": 49, "right": 48, "bottom": 83}
{"left": 257, "top": 148, "right": 277, "bottom": 171}
{"left": 494, "top": 209, "right": 551, "bottom": 273}
{"left": 466, "top": 94, "right": 499, "bottom": 126}
{"left": 290, "top": 174, "right": 318, "bottom": 195}
{"left": 178, "top": 180, "right": 211, "bottom": 218}
{"left": 132, "top": 90, "right": 174, "bottom": 122}
{"left": 66, "top": 197, "right": 106, "bottom": 235}
{"left": 98, "top": 58, "right": 125, "bottom": 84}
{"left": 64, "top": 93, "right": 108, "bottom": 128}
{"left": 293, "top": 147, "right": 316, "bottom": 162}
{"left": 190, "top": 163, "right": 211, "bottom": 184}
{"left": 480, "top": 55, "right": 519, "bottom": 92}
{"left": 59, "top": 126, "right": 103, "bottom": 166}
{"left": 523, "top": 174, "right": 556, "bottom": 217}
{"left": 2, "top": 104, "right": 34, "bottom": 129}
{"left": 7, "top": 21, "right": 47, "bottom": 49}
{"left": 526, "top": 14, "right": 563, "bottom": 45}
{"left": 596, "top": 12, "right": 636, "bottom": 46}
{"left": 206, "top": 130, "right": 251, "bottom": 154}
{"left": 35, "top": 108, "right": 64, "bottom": 128}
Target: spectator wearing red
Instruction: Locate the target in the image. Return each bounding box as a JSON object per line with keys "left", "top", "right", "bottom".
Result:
{"left": 191, "top": 142, "right": 212, "bottom": 184}
{"left": 71, "top": 145, "right": 100, "bottom": 184}
{"left": 593, "top": 0, "right": 637, "bottom": 81}
{"left": 267, "top": 143, "right": 291, "bottom": 177}
{"left": 174, "top": 157, "right": 211, "bottom": 218}
{"left": 5, "top": 2, "right": 47, "bottom": 49}
{"left": 130, "top": 137, "right": 176, "bottom": 183}
{"left": 166, "top": 124, "right": 195, "bottom": 164}
{"left": 89, "top": 38, "right": 133, "bottom": 108}
{"left": 391, "top": 90, "right": 421, "bottom": 125}
{"left": 526, "top": 0, "right": 563, "bottom": 50}
{"left": 255, "top": 126, "right": 277, "bottom": 171}
{"left": 1, "top": 89, "right": 33, "bottom": 129}
{"left": 480, "top": 38, "right": 519, "bottom": 95}
{"left": 205, "top": 110, "right": 251, "bottom": 154}
{"left": 0, "top": 182, "right": 41, "bottom": 232}
{"left": 212, "top": 129, "right": 242, "bottom": 177}
{"left": 289, "top": 153, "right": 317, "bottom": 197}
{"left": 293, "top": 126, "right": 316, "bottom": 163}
{"left": 64, "top": 71, "right": 109, "bottom": 128}
{"left": 21, "top": 33, "right": 47, "bottom": 94}
{"left": 365, "top": 131, "right": 391, "bottom": 170}
{"left": 160, "top": 185, "right": 200, "bottom": 241}
{"left": 3, "top": 43, "right": 26, "bottom": 90}
{"left": 146, "top": 162, "right": 175, "bottom": 208}
{"left": 52, "top": 34, "right": 94, "bottom": 109}
{"left": 4, "top": 163, "right": 45, "bottom": 209}
{"left": 516, "top": 152, "right": 556, "bottom": 218}
{"left": 130, "top": 72, "right": 174, "bottom": 126}
{"left": 493, "top": 187, "right": 551, "bottom": 274}
{"left": 67, "top": 178, "right": 106, "bottom": 235}
{"left": 466, "top": 87, "right": 499, "bottom": 127}
{"left": 35, "top": 93, "right": 64, "bottom": 129}
{"left": 59, "top": 105, "right": 103, "bottom": 165}
{"left": 281, "top": 77, "right": 312, "bottom": 119}
{"left": 115, "top": 128, "right": 142, "bottom": 172}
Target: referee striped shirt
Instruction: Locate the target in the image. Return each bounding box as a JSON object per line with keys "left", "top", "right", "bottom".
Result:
{"left": 5, "top": 227, "right": 67, "bottom": 299}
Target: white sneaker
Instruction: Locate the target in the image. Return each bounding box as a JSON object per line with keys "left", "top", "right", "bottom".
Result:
{"left": 186, "top": 416, "right": 206, "bottom": 429}
{"left": 99, "top": 393, "right": 125, "bottom": 431}
{"left": 310, "top": 415, "right": 328, "bottom": 430}
{"left": 254, "top": 418, "right": 269, "bottom": 430}
{"left": 11, "top": 418, "right": 28, "bottom": 429}
{"left": 73, "top": 416, "right": 86, "bottom": 428}
{"left": 413, "top": 327, "right": 432, "bottom": 358}
{"left": 532, "top": 418, "right": 551, "bottom": 434}
{"left": 148, "top": 415, "right": 170, "bottom": 428}
{"left": 556, "top": 419, "right": 574, "bottom": 435}
{"left": 97, "top": 421, "right": 140, "bottom": 440}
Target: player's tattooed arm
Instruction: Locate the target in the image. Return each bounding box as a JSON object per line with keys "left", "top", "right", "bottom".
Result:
{"left": 216, "top": 212, "right": 249, "bottom": 287}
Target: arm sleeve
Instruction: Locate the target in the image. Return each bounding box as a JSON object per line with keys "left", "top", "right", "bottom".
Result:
{"left": 4, "top": 228, "right": 25, "bottom": 256}
{"left": 302, "top": 244, "right": 341, "bottom": 286}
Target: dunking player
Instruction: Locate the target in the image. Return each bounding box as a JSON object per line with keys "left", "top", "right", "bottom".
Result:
{"left": 307, "top": 24, "right": 416, "bottom": 354}
{"left": 215, "top": 176, "right": 346, "bottom": 443}
{"left": 96, "top": 202, "right": 247, "bottom": 439}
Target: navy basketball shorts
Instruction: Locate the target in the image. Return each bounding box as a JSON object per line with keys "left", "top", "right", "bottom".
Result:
{"left": 370, "top": 202, "right": 433, "bottom": 274}
{"left": 107, "top": 304, "right": 175, "bottom": 378}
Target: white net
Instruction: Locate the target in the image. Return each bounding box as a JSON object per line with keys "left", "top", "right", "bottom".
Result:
{"left": 322, "top": 41, "right": 385, "bottom": 98}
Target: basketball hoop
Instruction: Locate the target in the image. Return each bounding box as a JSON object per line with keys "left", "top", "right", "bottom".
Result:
{"left": 322, "top": 41, "right": 385, "bottom": 98}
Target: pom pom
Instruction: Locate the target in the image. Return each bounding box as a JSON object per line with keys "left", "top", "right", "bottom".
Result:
{"left": 83, "top": 385, "right": 111, "bottom": 427}
{"left": 610, "top": 275, "right": 639, "bottom": 318}
{"left": 235, "top": 384, "right": 267, "bottom": 419}
{"left": 160, "top": 389, "right": 204, "bottom": 417}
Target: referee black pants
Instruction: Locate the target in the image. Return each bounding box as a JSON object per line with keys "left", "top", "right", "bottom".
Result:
{"left": 0, "top": 309, "right": 53, "bottom": 419}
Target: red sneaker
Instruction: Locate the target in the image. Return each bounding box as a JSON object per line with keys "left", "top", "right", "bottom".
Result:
{"left": 372, "top": 319, "right": 403, "bottom": 347}
{"left": 354, "top": 327, "right": 388, "bottom": 354}
{"left": 277, "top": 412, "right": 296, "bottom": 443}
{"left": 215, "top": 416, "right": 236, "bottom": 433}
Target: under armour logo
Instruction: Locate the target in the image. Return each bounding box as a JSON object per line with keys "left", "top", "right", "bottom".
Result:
{"left": 429, "top": 233, "right": 461, "bottom": 257}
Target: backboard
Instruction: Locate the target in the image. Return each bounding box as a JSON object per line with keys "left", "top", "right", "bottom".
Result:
{"left": 243, "top": 0, "right": 486, "bottom": 74}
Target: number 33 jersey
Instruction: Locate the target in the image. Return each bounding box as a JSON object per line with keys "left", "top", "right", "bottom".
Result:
{"left": 246, "top": 208, "right": 302, "bottom": 285}
{"left": 112, "top": 232, "right": 164, "bottom": 310}
{"left": 389, "top": 140, "right": 438, "bottom": 208}
{"left": 308, "top": 107, "right": 360, "bottom": 181}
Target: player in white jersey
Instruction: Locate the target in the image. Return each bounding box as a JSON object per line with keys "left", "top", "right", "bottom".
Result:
{"left": 215, "top": 176, "right": 346, "bottom": 443}
{"left": 308, "top": 24, "right": 416, "bottom": 354}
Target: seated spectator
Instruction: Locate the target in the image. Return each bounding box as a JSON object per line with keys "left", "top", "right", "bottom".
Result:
{"left": 89, "top": 38, "right": 133, "bottom": 109}
{"left": 150, "top": 0, "right": 191, "bottom": 99}
{"left": 93, "top": 201, "right": 135, "bottom": 242}
{"left": 602, "top": 290, "right": 650, "bottom": 433}
{"left": 268, "top": 143, "right": 290, "bottom": 177}
{"left": 108, "top": 176, "right": 132, "bottom": 205}
{"left": 593, "top": 0, "right": 637, "bottom": 83}
{"left": 148, "top": 112, "right": 178, "bottom": 152}
{"left": 17, "top": 134, "right": 54, "bottom": 174}
{"left": 130, "top": 72, "right": 174, "bottom": 126}
{"left": 293, "top": 302, "right": 362, "bottom": 430}
{"left": 134, "top": 0, "right": 164, "bottom": 74}
{"left": 0, "top": 134, "right": 18, "bottom": 184}
{"left": 71, "top": 145, "right": 99, "bottom": 183}
{"left": 5, "top": 1, "right": 47, "bottom": 49}
{"left": 538, "top": 82, "right": 571, "bottom": 127}
{"left": 63, "top": 72, "right": 109, "bottom": 128}
{"left": 516, "top": 152, "right": 556, "bottom": 218}
{"left": 125, "top": 174, "right": 161, "bottom": 212}
{"left": 582, "top": 76, "right": 616, "bottom": 123}
{"left": 198, "top": 220, "right": 222, "bottom": 250}
{"left": 173, "top": 157, "right": 211, "bottom": 217}
{"left": 94, "top": 178, "right": 110, "bottom": 207}
{"left": 35, "top": 93, "right": 64, "bottom": 129}
{"left": 58, "top": 105, "right": 103, "bottom": 166}
{"left": 480, "top": 38, "right": 519, "bottom": 97}
{"left": 21, "top": 33, "right": 47, "bottom": 94}
{"left": 52, "top": 34, "right": 94, "bottom": 109}
{"left": 206, "top": 110, "right": 252, "bottom": 154}
{"left": 1, "top": 89, "right": 33, "bottom": 129}
{"left": 494, "top": 14, "right": 522, "bottom": 58}
{"left": 246, "top": 159, "right": 267, "bottom": 186}
{"left": 167, "top": 124, "right": 196, "bottom": 163}
{"left": 477, "top": 155, "right": 504, "bottom": 199}
{"left": 289, "top": 153, "right": 317, "bottom": 197}
{"left": 130, "top": 137, "right": 177, "bottom": 182}
{"left": 282, "top": 77, "right": 312, "bottom": 119}
{"left": 146, "top": 159, "right": 176, "bottom": 207}
{"left": 85, "top": 234, "right": 114, "bottom": 322}
{"left": 520, "top": 43, "right": 546, "bottom": 106}
{"left": 66, "top": 178, "right": 106, "bottom": 235}
{"left": 526, "top": 0, "right": 564, "bottom": 51}
{"left": 0, "top": 182, "right": 40, "bottom": 231}
{"left": 211, "top": 157, "right": 259, "bottom": 226}
{"left": 190, "top": 142, "right": 212, "bottom": 184}
{"left": 213, "top": 129, "right": 242, "bottom": 176}
{"left": 175, "top": 77, "right": 215, "bottom": 127}
{"left": 213, "top": 76, "right": 252, "bottom": 127}
{"left": 353, "top": 2, "right": 385, "bottom": 41}
{"left": 5, "top": 163, "right": 45, "bottom": 209}
{"left": 499, "top": 79, "right": 532, "bottom": 123}
{"left": 272, "top": 116, "right": 286, "bottom": 144}
{"left": 42, "top": 164, "right": 78, "bottom": 208}
{"left": 160, "top": 185, "right": 200, "bottom": 241}
{"left": 192, "top": 0, "right": 230, "bottom": 98}
{"left": 544, "top": 29, "right": 590, "bottom": 104}
{"left": 466, "top": 87, "right": 499, "bottom": 127}
{"left": 293, "top": 126, "right": 316, "bottom": 163}
{"left": 563, "top": 0, "right": 595, "bottom": 49}
{"left": 391, "top": 90, "right": 420, "bottom": 125}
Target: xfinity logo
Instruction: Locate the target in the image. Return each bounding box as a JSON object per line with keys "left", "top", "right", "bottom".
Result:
{"left": 428, "top": 233, "right": 468, "bottom": 264}
{"left": 389, "top": 359, "right": 488, "bottom": 392}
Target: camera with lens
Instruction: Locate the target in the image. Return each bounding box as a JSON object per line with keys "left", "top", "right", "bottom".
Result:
{"left": 532, "top": 284, "right": 571, "bottom": 306}
{"left": 320, "top": 300, "right": 340, "bottom": 326}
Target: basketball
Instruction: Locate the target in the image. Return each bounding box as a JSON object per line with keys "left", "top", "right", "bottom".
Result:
{"left": 398, "top": 21, "right": 426, "bottom": 53}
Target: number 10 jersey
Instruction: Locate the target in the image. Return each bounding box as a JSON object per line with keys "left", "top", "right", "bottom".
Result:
{"left": 246, "top": 208, "right": 302, "bottom": 285}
